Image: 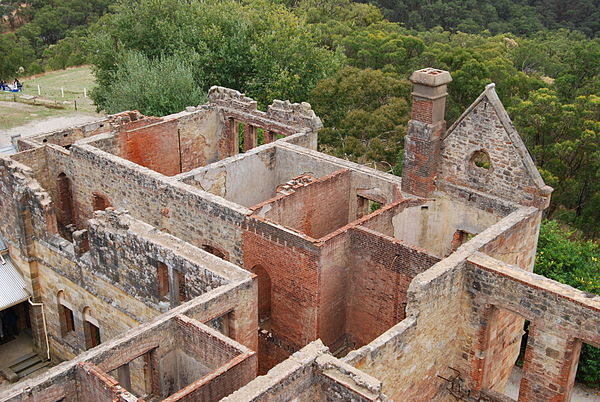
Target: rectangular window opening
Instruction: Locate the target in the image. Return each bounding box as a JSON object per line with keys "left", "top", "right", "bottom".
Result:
{"left": 156, "top": 261, "right": 169, "bottom": 302}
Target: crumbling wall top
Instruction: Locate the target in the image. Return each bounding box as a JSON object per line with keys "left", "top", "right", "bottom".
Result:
{"left": 208, "top": 86, "right": 322, "bottom": 131}
{"left": 267, "top": 99, "right": 322, "bottom": 131}
{"left": 208, "top": 86, "right": 258, "bottom": 112}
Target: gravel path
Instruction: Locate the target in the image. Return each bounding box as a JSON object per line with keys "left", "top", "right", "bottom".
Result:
{"left": 0, "top": 111, "right": 102, "bottom": 147}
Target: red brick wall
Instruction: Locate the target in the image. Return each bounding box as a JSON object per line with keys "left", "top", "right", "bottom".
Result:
{"left": 175, "top": 316, "right": 242, "bottom": 368}
{"left": 263, "top": 169, "right": 351, "bottom": 239}
{"left": 77, "top": 363, "right": 132, "bottom": 401}
{"left": 317, "top": 231, "right": 349, "bottom": 348}
{"left": 346, "top": 227, "right": 440, "bottom": 347}
{"left": 411, "top": 99, "right": 433, "bottom": 123}
{"left": 242, "top": 220, "right": 320, "bottom": 353}
{"left": 479, "top": 307, "right": 524, "bottom": 392}
{"left": 257, "top": 331, "right": 294, "bottom": 374}
{"left": 118, "top": 120, "right": 181, "bottom": 176}
{"left": 401, "top": 120, "right": 445, "bottom": 197}
{"left": 165, "top": 353, "right": 257, "bottom": 402}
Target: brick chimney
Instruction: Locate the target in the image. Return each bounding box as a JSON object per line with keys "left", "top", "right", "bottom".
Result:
{"left": 402, "top": 68, "right": 452, "bottom": 197}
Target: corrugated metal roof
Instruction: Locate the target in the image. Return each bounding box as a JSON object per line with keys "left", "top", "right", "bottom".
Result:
{"left": 0, "top": 144, "right": 16, "bottom": 155}
{"left": 0, "top": 255, "right": 30, "bottom": 311}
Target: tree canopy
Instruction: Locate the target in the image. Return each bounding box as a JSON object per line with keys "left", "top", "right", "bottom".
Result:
{"left": 89, "top": 0, "right": 342, "bottom": 111}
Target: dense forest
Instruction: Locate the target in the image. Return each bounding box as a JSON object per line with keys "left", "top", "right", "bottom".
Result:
{"left": 1, "top": 0, "right": 599, "bottom": 385}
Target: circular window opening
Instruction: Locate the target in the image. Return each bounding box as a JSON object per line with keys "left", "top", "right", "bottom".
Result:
{"left": 470, "top": 150, "right": 491, "bottom": 170}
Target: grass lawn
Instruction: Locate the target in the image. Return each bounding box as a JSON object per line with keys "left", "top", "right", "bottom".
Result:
{"left": 0, "top": 66, "right": 103, "bottom": 130}
{"left": 0, "top": 101, "right": 88, "bottom": 131}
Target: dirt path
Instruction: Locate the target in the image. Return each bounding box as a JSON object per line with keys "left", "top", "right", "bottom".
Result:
{"left": 0, "top": 109, "right": 102, "bottom": 147}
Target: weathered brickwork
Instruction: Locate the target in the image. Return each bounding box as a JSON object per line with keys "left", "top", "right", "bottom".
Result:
{"left": 258, "top": 169, "right": 352, "bottom": 239}
{"left": 242, "top": 219, "right": 320, "bottom": 350}
{"left": 346, "top": 227, "right": 441, "bottom": 347}
{"left": 2, "top": 69, "right": 599, "bottom": 402}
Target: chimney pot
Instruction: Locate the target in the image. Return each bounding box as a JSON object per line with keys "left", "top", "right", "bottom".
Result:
{"left": 410, "top": 68, "right": 452, "bottom": 124}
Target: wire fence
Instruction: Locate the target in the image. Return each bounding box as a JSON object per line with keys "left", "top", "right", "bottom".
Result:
{"left": 0, "top": 85, "right": 95, "bottom": 112}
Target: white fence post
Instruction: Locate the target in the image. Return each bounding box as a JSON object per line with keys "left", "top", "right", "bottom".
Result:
{"left": 61, "top": 88, "right": 64, "bottom": 97}
{"left": 37, "top": 85, "right": 41, "bottom": 95}
{"left": 84, "top": 88, "right": 87, "bottom": 98}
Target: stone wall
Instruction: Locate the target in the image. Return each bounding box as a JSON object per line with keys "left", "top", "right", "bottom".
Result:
{"left": 87, "top": 211, "right": 232, "bottom": 311}
{"left": 342, "top": 206, "right": 542, "bottom": 401}
{"left": 390, "top": 196, "right": 503, "bottom": 257}
{"left": 464, "top": 253, "right": 600, "bottom": 401}
{"left": 439, "top": 85, "right": 552, "bottom": 210}
{"left": 344, "top": 253, "right": 469, "bottom": 401}
{"left": 223, "top": 341, "right": 387, "bottom": 402}
{"left": 1, "top": 271, "right": 257, "bottom": 402}
{"left": 179, "top": 145, "right": 342, "bottom": 209}
{"left": 45, "top": 143, "right": 248, "bottom": 265}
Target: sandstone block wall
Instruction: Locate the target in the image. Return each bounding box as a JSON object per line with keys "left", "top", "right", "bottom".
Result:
{"left": 342, "top": 206, "right": 542, "bottom": 400}
{"left": 465, "top": 253, "right": 600, "bottom": 401}
{"left": 439, "top": 85, "right": 552, "bottom": 210}
{"left": 7, "top": 77, "right": 599, "bottom": 402}
{"left": 344, "top": 255, "right": 469, "bottom": 401}
{"left": 1, "top": 269, "right": 257, "bottom": 402}
{"left": 223, "top": 341, "right": 387, "bottom": 402}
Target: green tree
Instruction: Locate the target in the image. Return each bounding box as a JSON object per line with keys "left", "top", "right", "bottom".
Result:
{"left": 0, "top": 33, "right": 36, "bottom": 80}
{"left": 97, "top": 52, "right": 206, "bottom": 117}
{"left": 511, "top": 90, "right": 600, "bottom": 238}
{"left": 89, "top": 0, "right": 341, "bottom": 111}
{"left": 340, "top": 24, "right": 424, "bottom": 72}
{"left": 535, "top": 220, "right": 600, "bottom": 386}
{"left": 43, "top": 28, "right": 90, "bottom": 71}
{"left": 309, "top": 66, "right": 410, "bottom": 168}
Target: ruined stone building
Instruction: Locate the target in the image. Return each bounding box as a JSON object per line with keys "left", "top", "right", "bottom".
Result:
{"left": 0, "top": 68, "right": 598, "bottom": 401}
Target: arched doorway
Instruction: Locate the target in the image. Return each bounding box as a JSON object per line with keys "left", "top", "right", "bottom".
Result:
{"left": 92, "top": 193, "right": 110, "bottom": 212}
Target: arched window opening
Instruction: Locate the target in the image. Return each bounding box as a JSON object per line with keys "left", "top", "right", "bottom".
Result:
{"left": 57, "top": 291, "right": 75, "bottom": 337}
{"left": 57, "top": 173, "right": 75, "bottom": 239}
{"left": 92, "top": 193, "right": 110, "bottom": 212}
{"left": 82, "top": 306, "right": 101, "bottom": 349}
{"left": 202, "top": 245, "right": 228, "bottom": 261}
{"left": 251, "top": 265, "right": 272, "bottom": 325}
